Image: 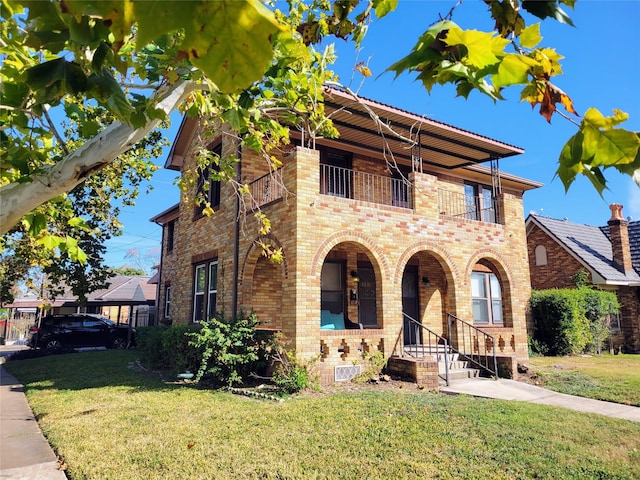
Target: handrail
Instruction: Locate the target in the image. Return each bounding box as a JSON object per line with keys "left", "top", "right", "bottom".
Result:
{"left": 399, "top": 313, "right": 449, "bottom": 386}
{"left": 437, "top": 189, "right": 503, "bottom": 225}
{"left": 320, "top": 164, "right": 413, "bottom": 209}
{"left": 247, "top": 169, "right": 284, "bottom": 209}
{"left": 446, "top": 313, "right": 498, "bottom": 379}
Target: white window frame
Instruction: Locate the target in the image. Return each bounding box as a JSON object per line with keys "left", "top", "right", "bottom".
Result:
{"left": 164, "top": 285, "right": 171, "bottom": 318}
{"left": 471, "top": 271, "right": 503, "bottom": 325}
{"left": 193, "top": 260, "right": 218, "bottom": 323}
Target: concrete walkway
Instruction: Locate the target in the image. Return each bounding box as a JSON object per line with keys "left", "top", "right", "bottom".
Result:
{"left": 1, "top": 345, "right": 639, "bottom": 480}
{"left": 1, "top": 346, "right": 67, "bottom": 480}
{"left": 441, "top": 377, "right": 640, "bottom": 422}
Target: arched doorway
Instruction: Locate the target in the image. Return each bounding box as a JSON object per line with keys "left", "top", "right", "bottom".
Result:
{"left": 320, "top": 242, "right": 382, "bottom": 330}
{"left": 401, "top": 251, "right": 454, "bottom": 346}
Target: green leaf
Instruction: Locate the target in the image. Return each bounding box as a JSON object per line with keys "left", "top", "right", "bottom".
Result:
{"left": 22, "top": 213, "right": 48, "bottom": 236}
{"left": 372, "top": 0, "right": 398, "bottom": 19}
{"left": 387, "top": 20, "right": 459, "bottom": 77}
{"left": 443, "top": 28, "right": 509, "bottom": 69}
{"left": 492, "top": 54, "right": 538, "bottom": 89}
{"left": 23, "top": 58, "right": 88, "bottom": 97}
{"left": 36, "top": 234, "right": 64, "bottom": 250}
{"left": 522, "top": 0, "right": 575, "bottom": 26}
{"left": 135, "top": 0, "right": 283, "bottom": 93}
{"left": 61, "top": 0, "right": 136, "bottom": 49}
{"left": 86, "top": 70, "right": 133, "bottom": 122}
{"left": 67, "top": 217, "right": 87, "bottom": 228}
{"left": 519, "top": 23, "right": 542, "bottom": 49}
{"left": 557, "top": 108, "right": 640, "bottom": 192}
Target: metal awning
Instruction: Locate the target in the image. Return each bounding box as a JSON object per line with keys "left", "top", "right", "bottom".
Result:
{"left": 321, "top": 88, "right": 524, "bottom": 170}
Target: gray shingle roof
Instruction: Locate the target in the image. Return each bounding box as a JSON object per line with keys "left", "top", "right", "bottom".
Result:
{"left": 528, "top": 215, "right": 640, "bottom": 284}
{"left": 85, "top": 275, "right": 156, "bottom": 302}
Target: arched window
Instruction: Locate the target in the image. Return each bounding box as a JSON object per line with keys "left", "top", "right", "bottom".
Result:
{"left": 535, "top": 245, "right": 548, "bottom": 266}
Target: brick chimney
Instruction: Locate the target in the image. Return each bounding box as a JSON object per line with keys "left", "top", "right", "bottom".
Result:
{"left": 608, "top": 203, "right": 633, "bottom": 273}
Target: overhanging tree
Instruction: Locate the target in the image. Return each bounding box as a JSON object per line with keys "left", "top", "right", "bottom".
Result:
{"left": 1, "top": 0, "right": 638, "bottom": 269}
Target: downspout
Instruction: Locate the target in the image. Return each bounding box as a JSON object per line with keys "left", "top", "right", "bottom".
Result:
{"left": 153, "top": 218, "right": 165, "bottom": 326}
{"left": 231, "top": 140, "right": 242, "bottom": 320}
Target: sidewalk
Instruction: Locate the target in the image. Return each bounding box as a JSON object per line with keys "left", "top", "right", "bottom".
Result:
{"left": 441, "top": 377, "right": 640, "bottom": 422}
{"left": 0, "top": 346, "right": 67, "bottom": 480}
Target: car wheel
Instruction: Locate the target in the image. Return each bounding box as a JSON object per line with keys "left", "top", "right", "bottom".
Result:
{"left": 110, "top": 336, "right": 128, "bottom": 349}
{"left": 44, "top": 338, "right": 63, "bottom": 350}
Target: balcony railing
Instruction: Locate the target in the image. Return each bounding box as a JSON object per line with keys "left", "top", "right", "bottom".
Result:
{"left": 247, "top": 169, "right": 284, "bottom": 210}
{"left": 438, "top": 189, "right": 502, "bottom": 225}
{"left": 320, "top": 164, "right": 413, "bottom": 209}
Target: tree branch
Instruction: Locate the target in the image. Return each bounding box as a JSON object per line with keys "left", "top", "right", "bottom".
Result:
{"left": 43, "top": 106, "right": 70, "bottom": 156}
{"left": 0, "top": 80, "right": 205, "bottom": 235}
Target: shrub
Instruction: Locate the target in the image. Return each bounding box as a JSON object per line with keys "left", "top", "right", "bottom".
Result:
{"left": 353, "top": 351, "right": 387, "bottom": 383}
{"left": 136, "top": 325, "right": 201, "bottom": 373}
{"left": 265, "top": 333, "right": 316, "bottom": 393}
{"left": 581, "top": 289, "right": 619, "bottom": 354}
{"left": 529, "top": 288, "right": 619, "bottom": 356}
{"left": 187, "top": 312, "right": 264, "bottom": 386}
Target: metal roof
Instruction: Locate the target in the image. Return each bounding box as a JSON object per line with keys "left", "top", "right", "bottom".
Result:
{"left": 322, "top": 87, "right": 524, "bottom": 170}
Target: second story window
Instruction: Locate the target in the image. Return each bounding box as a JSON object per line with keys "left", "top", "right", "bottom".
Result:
{"left": 195, "top": 144, "right": 222, "bottom": 218}
{"left": 465, "top": 183, "right": 497, "bottom": 223}
{"left": 166, "top": 220, "right": 175, "bottom": 253}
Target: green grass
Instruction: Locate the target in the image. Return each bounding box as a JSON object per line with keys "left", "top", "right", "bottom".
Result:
{"left": 5, "top": 350, "right": 640, "bottom": 480}
{"left": 528, "top": 354, "right": 640, "bottom": 406}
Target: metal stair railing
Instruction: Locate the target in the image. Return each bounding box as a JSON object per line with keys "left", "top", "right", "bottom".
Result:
{"left": 446, "top": 313, "right": 498, "bottom": 379}
{"left": 399, "top": 313, "right": 450, "bottom": 386}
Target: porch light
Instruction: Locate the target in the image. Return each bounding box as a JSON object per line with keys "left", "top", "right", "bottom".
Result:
{"left": 350, "top": 270, "right": 360, "bottom": 283}
{"left": 422, "top": 276, "right": 431, "bottom": 286}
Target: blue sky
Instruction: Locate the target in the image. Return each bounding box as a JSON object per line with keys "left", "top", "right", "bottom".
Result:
{"left": 103, "top": 0, "right": 640, "bottom": 268}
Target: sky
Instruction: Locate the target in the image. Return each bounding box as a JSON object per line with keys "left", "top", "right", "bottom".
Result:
{"left": 103, "top": 0, "right": 640, "bottom": 269}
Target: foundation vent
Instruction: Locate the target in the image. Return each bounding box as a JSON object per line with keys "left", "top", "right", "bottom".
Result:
{"left": 334, "top": 364, "right": 362, "bottom": 382}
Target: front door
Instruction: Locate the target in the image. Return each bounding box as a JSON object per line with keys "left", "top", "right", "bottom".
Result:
{"left": 357, "top": 266, "right": 377, "bottom": 328}
{"left": 402, "top": 266, "right": 420, "bottom": 345}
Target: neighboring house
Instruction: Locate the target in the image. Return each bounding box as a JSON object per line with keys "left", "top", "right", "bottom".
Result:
{"left": 151, "top": 88, "right": 541, "bottom": 384}
{"left": 4, "top": 275, "right": 157, "bottom": 333}
{"left": 526, "top": 205, "right": 640, "bottom": 353}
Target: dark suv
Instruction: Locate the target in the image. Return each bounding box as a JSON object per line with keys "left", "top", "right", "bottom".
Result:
{"left": 27, "top": 314, "right": 134, "bottom": 350}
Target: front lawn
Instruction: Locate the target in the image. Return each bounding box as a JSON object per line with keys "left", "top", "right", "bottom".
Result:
{"left": 5, "top": 350, "right": 640, "bottom": 480}
{"left": 527, "top": 354, "right": 640, "bottom": 406}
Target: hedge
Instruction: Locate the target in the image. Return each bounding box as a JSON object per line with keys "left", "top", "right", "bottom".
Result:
{"left": 529, "top": 288, "right": 619, "bottom": 356}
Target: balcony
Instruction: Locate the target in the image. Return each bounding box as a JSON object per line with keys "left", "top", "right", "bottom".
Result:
{"left": 438, "top": 189, "right": 503, "bottom": 225}
{"left": 247, "top": 169, "right": 284, "bottom": 210}
{"left": 320, "top": 164, "right": 413, "bottom": 209}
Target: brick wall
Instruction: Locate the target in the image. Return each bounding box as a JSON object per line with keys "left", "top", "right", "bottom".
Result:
{"left": 159, "top": 136, "right": 534, "bottom": 383}
{"left": 526, "top": 224, "right": 589, "bottom": 290}
{"left": 526, "top": 222, "right": 640, "bottom": 353}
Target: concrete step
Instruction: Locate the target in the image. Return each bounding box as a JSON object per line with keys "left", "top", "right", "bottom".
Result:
{"left": 446, "top": 368, "right": 481, "bottom": 380}
{"left": 435, "top": 352, "right": 459, "bottom": 362}
{"left": 439, "top": 360, "right": 471, "bottom": 372}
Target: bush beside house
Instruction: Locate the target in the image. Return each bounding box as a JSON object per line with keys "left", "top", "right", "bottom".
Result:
{"left": 136, "top": 313, "right": 313, "bottom": 391}
{"left": 529, "top": 288, "right": 619, "bottom": 356}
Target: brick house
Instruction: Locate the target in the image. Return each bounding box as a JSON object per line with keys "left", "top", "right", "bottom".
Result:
{"left": 151, "top": 88, "right": 541, "bottom": 384}
{"left": 525, "top": 205, "right": 640, "bottom": 353}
